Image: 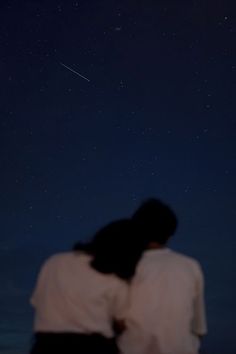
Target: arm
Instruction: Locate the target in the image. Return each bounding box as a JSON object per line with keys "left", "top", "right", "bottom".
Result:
{"left": 192, "top": 263, "right": 207, "bottom": 336}
{"left": 30, "top": 258, "right": 51, "bottom": 307}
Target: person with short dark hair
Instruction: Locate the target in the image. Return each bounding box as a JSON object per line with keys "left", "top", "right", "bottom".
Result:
{"left": 132, "top": 198, "right": 178, "bottom": 245}
{"left": 30, "top": 219, "right": 146, "bottom": 354}
{"left": 118, "top": 198, "right": 207, "bottom": 354}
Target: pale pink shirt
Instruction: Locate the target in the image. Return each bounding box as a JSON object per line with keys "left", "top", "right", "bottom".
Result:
{"left": 30, "top": 252, "right": 128, "bottom": 337}
{"left": 118, "top": 248, "right": 207, "bottom": 354}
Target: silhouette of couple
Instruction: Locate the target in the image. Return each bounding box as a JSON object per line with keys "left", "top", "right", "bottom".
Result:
{"left": 30, "top": 198, "right": 207, "bottom": 354}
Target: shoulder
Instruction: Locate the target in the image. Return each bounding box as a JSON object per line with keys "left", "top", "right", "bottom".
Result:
{"left": 170, "top": 250, "right": 197, "bottom": 263}
{"left": 169, "top": 250, "right": 204, "bottom": 275}
{"left": 40, "top": 252, "right": 72, "bottom": 269}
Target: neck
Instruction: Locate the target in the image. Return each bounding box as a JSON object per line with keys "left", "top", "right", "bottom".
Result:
{"left": 147, "top": 242, "right": 166, "bottom": 250}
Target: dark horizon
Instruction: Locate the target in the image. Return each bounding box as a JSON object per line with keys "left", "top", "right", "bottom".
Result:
{"left": 0, "top": 0, "right": 236, "bottom": 353}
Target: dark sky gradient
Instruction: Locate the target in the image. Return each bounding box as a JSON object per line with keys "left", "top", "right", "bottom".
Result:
{"left": 0, "top": 1, "right": 236, "bottom": 353}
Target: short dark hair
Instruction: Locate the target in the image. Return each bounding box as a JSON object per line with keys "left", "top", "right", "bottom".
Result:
{"left": 74, "top": 219, "right": 146, "bottom": 280}
{"left": 132, "top": 198, "right": 178, "bottom": 245}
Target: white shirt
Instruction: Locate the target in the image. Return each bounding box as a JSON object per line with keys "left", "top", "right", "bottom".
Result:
{"left": 30, "top": 252, "right": 128, "bottom": 337}
{"left": 118, "top": 248, "right": 207, "bottom": 354}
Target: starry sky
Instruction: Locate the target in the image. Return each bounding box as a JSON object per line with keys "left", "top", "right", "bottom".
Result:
{"left": 0, "top": 0, "right": 236, "bottom": 353}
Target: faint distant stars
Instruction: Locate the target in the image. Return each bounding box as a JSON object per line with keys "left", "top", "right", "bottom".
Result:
{"left": 192, "top": 128, "right": 209, "bottom": 141}
{"left": 131, "top": 193, "right": 137, "bottom": 202}
{"left": 153, "top": 155, "right": 159, "bottom": 161}
{"left": 141, "top": 127, "right": 153, "bottom": 136}
{"left": 217, "top": 15, "right": 230, "bottom": 26}
{"left": 184, "top": 186, "right": 190, "bottom": 193}
{"left": 117, "top": 80, "right": 126, "bottom": 91}
{"left": 1, "top": 0, "right": 234, "bottom": 249}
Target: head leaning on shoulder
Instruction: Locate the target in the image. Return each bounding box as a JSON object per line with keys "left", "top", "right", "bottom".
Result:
{"left": 74, "top": 218, "right": 147, "bottom": 280}
{"left": 131, "top": 198, "right": 178, "bottom": 246}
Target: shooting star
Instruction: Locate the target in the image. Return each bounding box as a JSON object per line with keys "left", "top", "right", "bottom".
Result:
{"left": 60, "top": 62, "right": 90, "bottom": 82}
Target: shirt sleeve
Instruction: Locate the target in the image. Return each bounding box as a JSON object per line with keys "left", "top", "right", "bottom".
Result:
{"left": 30, "top": 258, "right": 51, "bottom": 307}
{"left": 192, "top": 263, "right": 207, "bottom": 336}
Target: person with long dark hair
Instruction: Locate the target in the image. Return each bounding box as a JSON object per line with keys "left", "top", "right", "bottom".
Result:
{"left": 30, "top": 219, "right": 147, "bottom": 354}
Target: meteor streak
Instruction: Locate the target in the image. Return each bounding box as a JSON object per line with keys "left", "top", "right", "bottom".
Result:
{"left": 60, "top": 62, "right": 90, "bottom": 82}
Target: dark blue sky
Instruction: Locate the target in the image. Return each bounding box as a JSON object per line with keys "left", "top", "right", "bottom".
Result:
{"left": 0, "top": 1, "right": 236, "bottom": 353}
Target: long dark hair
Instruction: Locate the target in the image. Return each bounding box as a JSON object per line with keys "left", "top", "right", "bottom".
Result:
{"left": 73, "top": 219, "right": 147, "bottom": 280}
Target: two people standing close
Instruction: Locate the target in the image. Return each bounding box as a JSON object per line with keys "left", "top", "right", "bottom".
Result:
{"left": 30, "top": 198, "right": 207, "bottom": 354}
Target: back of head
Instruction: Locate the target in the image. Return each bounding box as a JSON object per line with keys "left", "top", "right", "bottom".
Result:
{"left": 76, "top": 219, "right": 147, "bottom": 280}
{"left": 132, "top": 198, "right": 178, "bottom": 245}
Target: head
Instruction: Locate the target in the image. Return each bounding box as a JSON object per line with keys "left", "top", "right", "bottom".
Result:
{"left": 132, "top": 198, "right": 178, "bottom": 246}
{"left": 74, "top": 219, "right": 146, "bottom": 280}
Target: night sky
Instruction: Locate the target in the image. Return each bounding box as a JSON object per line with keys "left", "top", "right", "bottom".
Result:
{"left": 0, "top": 1, "right": 236, "bottom": 353}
